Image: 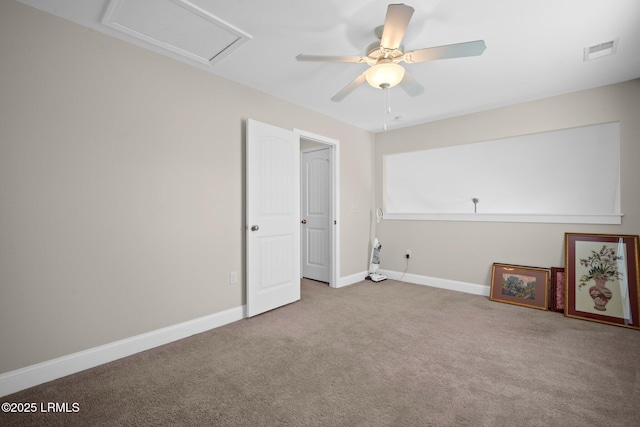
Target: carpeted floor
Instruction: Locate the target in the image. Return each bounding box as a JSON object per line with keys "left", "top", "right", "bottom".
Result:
{"left": 2, "top": 278, "right": 639, "bottom": 426}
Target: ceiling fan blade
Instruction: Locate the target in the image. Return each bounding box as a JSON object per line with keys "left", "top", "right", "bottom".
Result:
{"left": 399, "top": 72, "right": 424, "bottom": 97}
{"left": 404, "top": 40, "right": 486, "bottom": 63}
{"left": 331, "top": 71, "right": 367, "bottom": 102}
{"left": 296, "top": 54, "right": 368, "bottom": 63}
{"left": 380, "top": 4, "right": 415, "bottom": 50}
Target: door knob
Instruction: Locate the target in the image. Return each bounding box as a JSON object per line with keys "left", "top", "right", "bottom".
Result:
{"left": 250, "top": 225, "right": 259, "bottom": 231}
{"left": 301, "top": 219, "right": 307, "bottom": 224}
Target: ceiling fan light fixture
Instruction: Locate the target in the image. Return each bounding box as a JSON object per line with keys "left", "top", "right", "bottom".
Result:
{"left": 365, "top": 63, "right": 405, "bottom": 89}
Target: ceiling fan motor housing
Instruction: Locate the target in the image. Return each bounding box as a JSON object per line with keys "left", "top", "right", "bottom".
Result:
{"left": 366, "top": 41, "right": 404, "bottom": 65}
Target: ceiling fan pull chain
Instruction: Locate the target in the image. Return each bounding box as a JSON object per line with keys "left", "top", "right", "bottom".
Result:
{"left": 385, "top": 88, "right": 391, "bottom": 115}
{"left": 382, "top": 86, "right": 389, "bottom": 131}
{"left": 383, "top": 107, "right": 387, "bottom": 131}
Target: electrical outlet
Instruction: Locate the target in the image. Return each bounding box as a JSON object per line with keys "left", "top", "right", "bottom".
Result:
{"left": 230, "top": 271, "right": 237, "bottom": 284}
{"left": 405, "top": 250, "right": 411, "bottom": 259}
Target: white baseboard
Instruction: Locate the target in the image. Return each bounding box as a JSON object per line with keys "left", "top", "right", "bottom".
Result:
{"left": 0, "top": 305, "right": 245, "bottom": 397}
{"left": 336, "top": 270, "right": 368, "bottom": 288}
{"left": 378, "top": 269, "right": 490, "bottom": 296}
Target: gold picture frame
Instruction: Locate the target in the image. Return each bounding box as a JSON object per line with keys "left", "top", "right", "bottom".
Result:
{"left": 490, "top": 263, "right": 549, "bottom": 310}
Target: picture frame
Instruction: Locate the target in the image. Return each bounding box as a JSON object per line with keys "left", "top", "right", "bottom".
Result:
{"left": 549, "top": 267, "right": 565, "bottom": 313}
{"left": 490, "top": 263, "right": 549, "bottom": 310}
{"left": 565, "top": 233, "right": 640, "bottom": 329}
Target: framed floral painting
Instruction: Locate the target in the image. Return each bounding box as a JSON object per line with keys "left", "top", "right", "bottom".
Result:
{"left": 565, "top": 233, "right": 640, "bottom": 329}
{"left": 490, "top": 263, "right": 549, "bottom": 310}
{"left": 549, "top": 267, "right": 565, "bottom": 313}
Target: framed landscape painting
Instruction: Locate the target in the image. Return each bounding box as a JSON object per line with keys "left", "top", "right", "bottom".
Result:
{"left": 490, "top": 263, "right": 549, "bottom": 310}
{"left": 565, "top": 233, "right": 640, "bottom": 329}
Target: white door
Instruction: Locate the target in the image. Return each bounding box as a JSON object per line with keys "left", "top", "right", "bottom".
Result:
{"left": 246, "top": 119, "right": 300, "bottom": 317}
{"left": 301, "top": 148, "right": 331, "bottom": 283}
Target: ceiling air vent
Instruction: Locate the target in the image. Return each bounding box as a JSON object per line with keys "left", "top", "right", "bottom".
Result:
{"left": 102, "top": 0, "right": 251, "bottom": 66}
{"left": 583, "top": 39, "right": 618, "bottom": 62}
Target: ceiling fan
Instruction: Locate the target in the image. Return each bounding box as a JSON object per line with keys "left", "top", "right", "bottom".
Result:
{"left": 296, "top": 3, "right": 486, "bottom": 102}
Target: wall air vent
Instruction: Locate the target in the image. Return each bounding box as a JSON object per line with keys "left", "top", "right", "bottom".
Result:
{"left": 583, "top": 39, "right": 618, "bottom": 62}
{"left": 102, "top": 0, "right": 251, "bottom": 66}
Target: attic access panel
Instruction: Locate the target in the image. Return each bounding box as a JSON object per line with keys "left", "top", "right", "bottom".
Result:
{"left": 102, "top": 0, "right": 251, "bottom": 65}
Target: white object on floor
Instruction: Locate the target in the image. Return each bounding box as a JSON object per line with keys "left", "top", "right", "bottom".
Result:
{"left": 368, "top": 238, "right": 387, "bottom": 282}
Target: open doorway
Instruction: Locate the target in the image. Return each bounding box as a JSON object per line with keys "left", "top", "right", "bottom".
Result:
{"left": 295, "top": 129, "right": 340, "bottom": 289}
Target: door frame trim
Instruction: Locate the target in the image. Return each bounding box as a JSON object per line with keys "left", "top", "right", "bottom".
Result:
{"left": 294, "top": 129, "right": 340, "bottom": 289}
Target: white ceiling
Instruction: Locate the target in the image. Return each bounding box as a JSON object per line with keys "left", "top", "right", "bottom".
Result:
{"left": 17, "top": 0, "right": 640, "bottom": 133}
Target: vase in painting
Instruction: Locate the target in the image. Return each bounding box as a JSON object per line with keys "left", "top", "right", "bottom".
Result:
{"left": 589, "top": 278, "right": 613, "bottom": 311}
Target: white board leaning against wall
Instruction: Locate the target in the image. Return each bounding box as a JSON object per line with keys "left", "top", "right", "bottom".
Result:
{"left": 384, "top": 122, "right": 621, "bottom": 224}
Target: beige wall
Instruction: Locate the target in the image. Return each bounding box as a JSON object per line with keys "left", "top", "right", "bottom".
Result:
{"left": 375, "top": 79, "right": 640, "bottom": 287}
{"left": 0, "top": 1, "right": 374, "bottom": 373}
